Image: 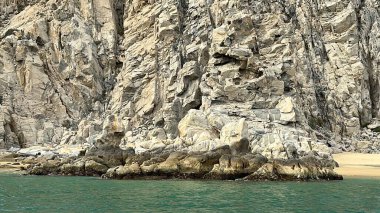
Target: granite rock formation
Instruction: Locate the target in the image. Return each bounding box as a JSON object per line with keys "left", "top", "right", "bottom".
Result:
{"left": 24, "top": 146, "right": 342, "bottom": 181}
{"left": 0, "top": 0, "right": 379, "bottom": 179}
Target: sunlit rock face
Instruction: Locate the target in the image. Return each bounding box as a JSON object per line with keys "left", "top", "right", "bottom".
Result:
{"left": 1, "top": 0, "right": 380, "bottom": 157}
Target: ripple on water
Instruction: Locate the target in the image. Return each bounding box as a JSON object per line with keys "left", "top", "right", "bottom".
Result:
{"left": 0, "top": 174, "right": 379, "bottom": 212}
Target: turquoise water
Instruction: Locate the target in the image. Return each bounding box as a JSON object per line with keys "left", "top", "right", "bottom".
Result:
{"left": 0, "top": 174, "right": 379, "bottom": 212}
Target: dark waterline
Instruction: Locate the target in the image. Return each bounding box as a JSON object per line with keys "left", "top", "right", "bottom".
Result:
{"left": 0, "top": 174, "right": 379, "bottom": 212}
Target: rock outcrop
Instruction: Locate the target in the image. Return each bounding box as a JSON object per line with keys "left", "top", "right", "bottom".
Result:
{"left": 23, "top": 145, "right": 342, "bottom": 181}
{"left": 0, "top": 0, "right": 379, "bottom": 179}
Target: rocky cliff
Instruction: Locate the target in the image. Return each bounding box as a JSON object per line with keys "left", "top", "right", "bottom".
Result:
{"left": 0, "top": 0, "right": 380, "bottom": 169}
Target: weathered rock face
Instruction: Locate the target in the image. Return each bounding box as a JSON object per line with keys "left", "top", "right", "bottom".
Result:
{"left": 22, "top": 145, "right": 341, "bottom": 181}
{"left": 1, "top": 0, "right": 380, "bottom": 160}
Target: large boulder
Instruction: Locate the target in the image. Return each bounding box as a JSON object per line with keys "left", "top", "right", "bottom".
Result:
{"left": 178, "top": 110, "right": 218, "bottom": 145}
{"left": 245, "top": 157, "right": 342, "bottom": 181}
{"left": 60, "top": 160, "right": 85, "bottom": 176}
{"left": 156, "top": 152, "right": 187, "bottom": 174}
{"left": 84, "top": 160, "right": 108, "bottom": 176}
{"left": 275, "top": 97, "right": 296, "bottom": 124}
{"left": 220, "top": 118, "right": 250, "bottom": 154}
{"left": 178, "top": 153, "right": 220, "bottom": 175}
{"left": 86, "top": 145, "right": 134, "bottom": 167}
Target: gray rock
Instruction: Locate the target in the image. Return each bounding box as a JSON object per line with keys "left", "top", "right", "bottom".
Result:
{"left": 2, "top": 0, "right": 380, "bottom": 172}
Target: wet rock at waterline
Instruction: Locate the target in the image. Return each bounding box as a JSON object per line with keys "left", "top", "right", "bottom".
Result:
{"left": 23, "top": 146, "right": 342, "bottom": 181}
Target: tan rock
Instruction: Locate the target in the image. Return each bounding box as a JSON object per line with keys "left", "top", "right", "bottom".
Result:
{"left": 178, "top": 110, "right": 218, "bottom": 144}
{"left": 2, "top": 0, "right": 380, "bottom": 161}
{"left": 276, "top": 97, "right": 296, "bottom": 124}
{"left": 220, "top": 118, "right": 249, "bottom": 147}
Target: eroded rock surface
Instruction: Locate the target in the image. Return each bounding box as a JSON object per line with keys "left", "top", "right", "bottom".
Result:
{"left": 0, "top": 0, "right": 380, "bottom": 179}
{"left": 23, "top": 146, "right": 342, "bottom": 181}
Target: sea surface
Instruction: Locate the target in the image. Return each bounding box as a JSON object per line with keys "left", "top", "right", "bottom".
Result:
{"left": 0, "top": 173, "right": 379, "bottom": 212}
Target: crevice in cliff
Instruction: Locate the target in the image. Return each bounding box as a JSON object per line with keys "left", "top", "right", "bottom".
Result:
{"left": 206, "top": 1, "right": 216, "bottom": 29}
{"left": 114, "top": 0, "right": 125, "bottom": 36}
{"left": 300, "top": 20, "right": 332, "bottom": 133}
{"left": 366, "top": 54, "right": 378, "bottom": 118}
{"left": 177, "top": 0, "right": 188, "bottom": 34}
{"left": 355, "top": 1, "right": 379, "bottom": 121}
{"left": 309, "top": 66, "right": 332, "bottom": 131}
{"left": 41, "top": 56, "right": 76, "bottom": 120}
{"left": 176, "top": 0, "right": 188, "bottom": 69}
{"left": 8, "top": 116, "right": 25, "bottom": 148}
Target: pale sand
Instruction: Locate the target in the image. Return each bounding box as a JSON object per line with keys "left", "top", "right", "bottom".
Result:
{"left": 0, "top": 161, "right": 28, "bottom": 174}
{"left": 333, "top": 153, "right": 380, "bottom": 178}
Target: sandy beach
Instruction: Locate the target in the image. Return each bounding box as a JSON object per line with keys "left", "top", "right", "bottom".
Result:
{"left": 333, "top": 153, "right": 380, "bottom": 178}
{"left": 0, "top": 152, "right": 28, "bottom": 174}
{"left": 0, "top": 161, "right": 28, "bottom": 173}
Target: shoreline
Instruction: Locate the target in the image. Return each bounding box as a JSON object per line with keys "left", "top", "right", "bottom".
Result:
{"left": 0, "top": 166, "right": 27, "bottom": 175}
{"left": 0, "top": 152, "right": 29, "bottom": 174}
{"left": 333, "top": 153, "right": 380, "bottom": 179}
{"left": 5, "top": 150, "right": 379, "bottom": 180}
{"left": 1, "top": 145, "right": 343, "bottom": 181}
{"left": 0, "top": 169, "right": 26, "bottom": 175}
